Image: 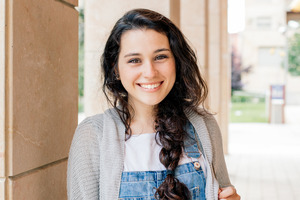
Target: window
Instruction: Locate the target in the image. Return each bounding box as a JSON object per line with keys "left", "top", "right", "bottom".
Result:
{"left": 256, "top": 17, "right": 272, "bottom": 29}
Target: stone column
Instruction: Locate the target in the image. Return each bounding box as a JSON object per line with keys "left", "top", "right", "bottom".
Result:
{"left": 0, "top": 0, "right": 6, "bottom": 199}
{"left": 84, "top": 0, "right": 180, "bottom": 115}
{"left": 0, "top": 0, "right": 78, "bottom": 199}
{"left": 181, "top": 0, "right": 230, "bottom": 153}
{"left": 206, "top": 0, "right": 230, "bottom": 154}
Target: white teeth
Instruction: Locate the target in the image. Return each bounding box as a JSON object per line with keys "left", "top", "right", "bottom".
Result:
{"left": 140, "top": 83, "right": 161, "bottom": 89}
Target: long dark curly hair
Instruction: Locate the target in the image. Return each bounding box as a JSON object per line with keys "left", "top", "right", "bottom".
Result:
{"left": 101, "top": 8, "right": 208, "bottom": 200}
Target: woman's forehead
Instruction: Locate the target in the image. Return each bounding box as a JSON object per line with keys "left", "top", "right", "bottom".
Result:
{"left": 119, "top": 29, "right": 170, "bottom": 55}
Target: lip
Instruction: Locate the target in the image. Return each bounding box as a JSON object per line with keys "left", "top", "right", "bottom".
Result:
{"left": 137, "top": 81, "right": 164, "bottom": 92}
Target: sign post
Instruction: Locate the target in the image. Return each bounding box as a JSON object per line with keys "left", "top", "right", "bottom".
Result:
{"left": 269, "top": 85, "right": 285, "bottom": 123}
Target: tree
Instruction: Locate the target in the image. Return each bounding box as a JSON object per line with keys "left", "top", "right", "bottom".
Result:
{"left": 78, "top": 8, "right": 84, "bottom": 112}
{"left": 231, "top": 46, "right": 252, "bottom": 92}
{"left": 288, "top": 32, "right": 300, "bottom": 76}
{"left": 78, "top": 8, "right": 84, "bottom": 97}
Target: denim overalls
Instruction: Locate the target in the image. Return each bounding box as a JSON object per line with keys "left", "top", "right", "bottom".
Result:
{"left": 119, "top": 122, "right": 206, "bottom": 200}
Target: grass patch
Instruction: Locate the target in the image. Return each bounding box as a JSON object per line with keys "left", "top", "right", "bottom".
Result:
{"left": 78, "top": 97, "right": 84, "bottom": 113}
{"left": 230, "top": 102, "right": 268, "bottom": 123}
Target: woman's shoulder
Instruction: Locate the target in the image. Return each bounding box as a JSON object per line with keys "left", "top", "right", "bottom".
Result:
{"left": 76, "top": 113, "right": 104, "bottom": 134}
{"left": 70, "top": 114, "right": 103, "bottom": 151}
{"left": 198, "top": 109, "right": 219, "bottom": 128}
{"left": 185, "top": 107, "right": 220, "bottom": 136}
{"left": 185, "top": 107, "right": 216, "bottom": 123}
{"left": 74, "top": 107, "right": 122, "bottom": 138}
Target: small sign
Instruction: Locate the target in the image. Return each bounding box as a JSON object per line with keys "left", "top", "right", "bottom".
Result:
{"left": 271, "top": 85, "right": 285, "bottom": 100}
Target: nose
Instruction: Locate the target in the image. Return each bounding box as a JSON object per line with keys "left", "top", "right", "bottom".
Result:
{"left": 143, "top": 61, "right": 157, "bottom": 78}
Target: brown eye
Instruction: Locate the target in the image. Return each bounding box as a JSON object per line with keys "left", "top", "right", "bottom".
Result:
{"left": 128, "top": 58, "right": 141, "bottom": 63}
{"left": 155, "top": 54, "right": 168, "bottom": 61}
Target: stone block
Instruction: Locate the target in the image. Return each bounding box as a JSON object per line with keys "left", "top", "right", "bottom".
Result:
{"left": 59, "top": 0, "right": 78, "bottom": 7}
{"left": 7, "top": 0, "right": 78, "bottom": 175}
{"left": 7, "top": 160, "right": 67, "bottom": 200}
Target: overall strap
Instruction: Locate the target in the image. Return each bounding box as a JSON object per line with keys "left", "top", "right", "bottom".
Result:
{"left": 183, "top": 121, "right": 205, "bottom": 158}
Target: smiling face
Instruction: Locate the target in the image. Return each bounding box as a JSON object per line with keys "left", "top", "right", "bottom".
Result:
{"left": 117, "top": 29, "right": 176, "bottom": 111}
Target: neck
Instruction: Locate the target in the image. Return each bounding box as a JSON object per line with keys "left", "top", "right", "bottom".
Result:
{"left": 128, "top": 102, "right": 157, "bottom": 135}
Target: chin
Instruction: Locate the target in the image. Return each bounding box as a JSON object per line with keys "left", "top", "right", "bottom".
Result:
{"left": 142, "top": 99, "right": 164, "bottom": 107}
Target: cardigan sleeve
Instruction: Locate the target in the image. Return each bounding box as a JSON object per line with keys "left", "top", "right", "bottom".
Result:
{"left": 202, "top": 113, "right": 233, "bottom": 188}
{"left": 67, "top": 117, "right": 100, "bottom": 200}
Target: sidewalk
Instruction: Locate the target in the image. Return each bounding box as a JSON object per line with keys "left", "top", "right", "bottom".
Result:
{"left": 226, "top": 123, "right": 300, "bottom": 200}
{"left": 285, "top": 105, "right": 300, "bottom": 124}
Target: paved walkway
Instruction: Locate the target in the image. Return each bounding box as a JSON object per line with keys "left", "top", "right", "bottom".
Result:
{"left": 226, "top": 123, "right": 300, "bottom": 200}
{"left": 285, "top": 105, "right": 300, "bottom": 125}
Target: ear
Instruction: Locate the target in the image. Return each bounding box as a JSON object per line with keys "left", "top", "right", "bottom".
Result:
{"left": 114, "top": 66, "right": 118, "bottom": 74}
{"left": 114, "top": 66, "right": 120, "bottom": 80}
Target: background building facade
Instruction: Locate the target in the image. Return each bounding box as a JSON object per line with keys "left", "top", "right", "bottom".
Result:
{"left": 238, "top": 0, "right": 300, "bottom": 104}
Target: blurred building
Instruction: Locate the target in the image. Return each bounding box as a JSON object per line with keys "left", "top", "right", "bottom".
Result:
{"left": 235, "top": 0, "right": 300, "bottom": 104}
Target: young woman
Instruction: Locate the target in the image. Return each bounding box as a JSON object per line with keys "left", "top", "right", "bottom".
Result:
{"left": 67, "top": 8, "right": 240, "bottom": 200}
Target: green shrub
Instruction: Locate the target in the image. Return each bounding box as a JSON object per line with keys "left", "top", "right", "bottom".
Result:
{"left": 231, "top": 91, "right": 265, "bottom": 103}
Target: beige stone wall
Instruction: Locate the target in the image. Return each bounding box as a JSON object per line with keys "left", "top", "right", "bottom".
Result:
{"left": 180, "top": 0, "right": 206, "bottom": 68}
{"left": 0, "top": 1, "right": 6, "bottom": 199}
{"left": 181, "top": 0, "right": 230, "bottom": 153}
{"left": 1, "top": 0, "right": 78, "bottom": 199}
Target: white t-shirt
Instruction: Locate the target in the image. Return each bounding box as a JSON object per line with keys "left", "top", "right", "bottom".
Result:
{"left": 123, "top": 132, "right": 207, "bottom": 177}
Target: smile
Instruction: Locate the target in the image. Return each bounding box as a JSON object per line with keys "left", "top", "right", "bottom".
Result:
{"left": 138, "top": 82, "right": 163, "bottom": 89}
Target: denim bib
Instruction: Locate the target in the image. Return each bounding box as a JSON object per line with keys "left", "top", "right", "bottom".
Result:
{"left": 119, "top": 121, "right": 206, "bottom": 200}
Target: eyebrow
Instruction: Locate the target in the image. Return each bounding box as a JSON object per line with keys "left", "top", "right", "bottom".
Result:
{"left": 124, "top": 53, "right": 140, "bottom": 58}
{"left": 124, "top": 48, "right": 170, "bottom": 58}
{"left": 154, "top": 48, "right": 170, "bottom": 53}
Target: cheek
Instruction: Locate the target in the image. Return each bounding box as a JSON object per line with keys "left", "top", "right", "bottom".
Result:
{"left": 119, "top": 68, "right": 137, "bottom": 89}
{"left": 167, "top": 62, "right": 176, "bottom": 81}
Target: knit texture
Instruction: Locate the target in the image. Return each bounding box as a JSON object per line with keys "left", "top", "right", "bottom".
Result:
{"left": 67, "top": 108, "right": 232, "bottom": 200}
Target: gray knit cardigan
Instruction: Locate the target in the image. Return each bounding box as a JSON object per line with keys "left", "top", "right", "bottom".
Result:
{"left": 67, "top": 108, "right": 232, "bottom": 200}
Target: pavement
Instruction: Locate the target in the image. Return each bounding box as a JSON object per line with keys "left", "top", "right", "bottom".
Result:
{"left": 226, "top": 122, "right": 300, "bottom": 200}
